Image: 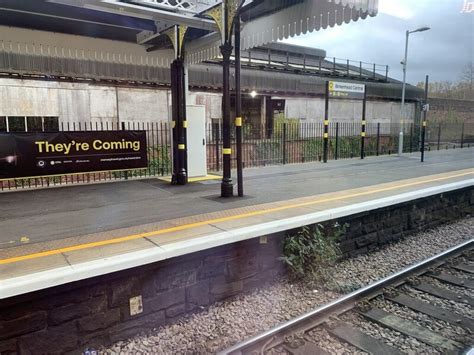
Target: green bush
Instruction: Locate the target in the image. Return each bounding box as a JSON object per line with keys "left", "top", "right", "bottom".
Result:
{"left": 279, "top": 223, "right": 346, "bottom": 288}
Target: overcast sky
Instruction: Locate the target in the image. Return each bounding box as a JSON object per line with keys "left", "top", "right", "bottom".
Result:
{"left": 283, "top": 0, "right": 473, "bottom": 85}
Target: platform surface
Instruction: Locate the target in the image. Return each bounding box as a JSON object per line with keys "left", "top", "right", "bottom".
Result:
{"left": 0, "top": 149, "right": 473, "bottom": 298}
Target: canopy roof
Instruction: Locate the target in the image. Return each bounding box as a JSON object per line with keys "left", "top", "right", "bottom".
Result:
{"left": 0, "top": 0, "right": 378, "bottom": 67}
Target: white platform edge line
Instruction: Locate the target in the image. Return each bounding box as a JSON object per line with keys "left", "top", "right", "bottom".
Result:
{"left": 1, "top": 179, "right": 473, "bottom": 299}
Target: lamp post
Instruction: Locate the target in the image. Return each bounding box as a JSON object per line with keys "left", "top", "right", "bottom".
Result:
{"left": 398, "top": 26, "right": 430, "bottom": 156}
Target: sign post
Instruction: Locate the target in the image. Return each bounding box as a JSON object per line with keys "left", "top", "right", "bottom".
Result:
{"left": 323, "top": 81, "right": 330, "bottom": 163}
{"left": 361, "top": 89, "right": 367, "bottom": 159}
{"left": 421, "top": 75, "right": 429, "bottom": 162}
{"left": 327, "top": 81, "right": 367, "bottom": 161}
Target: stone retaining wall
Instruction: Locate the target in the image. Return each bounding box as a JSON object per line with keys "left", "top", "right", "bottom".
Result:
{"left": 1, "top": 187, "right": 472, "bottom": 354}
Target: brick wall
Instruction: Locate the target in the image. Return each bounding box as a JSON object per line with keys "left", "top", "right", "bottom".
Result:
{"left": 1, "top": 187, "right": 472, "bottom": 354}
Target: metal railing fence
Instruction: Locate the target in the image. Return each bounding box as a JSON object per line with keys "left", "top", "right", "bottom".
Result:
{"left": 0, "top": 121, "right": 172, "bottom": 191}
{"left": 1, "top": 120, "right": 472, "bottom": 191}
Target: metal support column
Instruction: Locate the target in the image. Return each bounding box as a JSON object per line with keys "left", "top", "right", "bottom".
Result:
{"left": 220, "top": 3, "right": 234, "bottom": 197}
{"left": 168, "top": 25, "right": 188, "bottom": 185}
{"left": 170, "top": 59, "right": 188, "bottom": 185}
{"left": 323, "top": 81, "right": 329, "bottom": 163}
{"left": 234, "top": 15, "right": 243, "bottom": 197}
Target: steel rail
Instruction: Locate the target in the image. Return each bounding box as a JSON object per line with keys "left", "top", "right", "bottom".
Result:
{"left": 221, "top": 238, "right": 473, "bottom": 354}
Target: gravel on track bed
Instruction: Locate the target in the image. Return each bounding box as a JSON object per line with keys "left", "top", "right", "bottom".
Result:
{"left": 101, "top": 218, "right": 473, "bottom": 354}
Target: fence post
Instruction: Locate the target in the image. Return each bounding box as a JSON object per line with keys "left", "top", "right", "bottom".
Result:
{"left": 335, "top": 122, "right": 339, "bottom": 160}
{"left": 323, "top": 81, "right": 329, "bottom": 163}
{"left": 376, "top": 122, "right": 380, "bottom": 156}
{"left": 282, "top": 122, "right": 287, "bottom": 165}
{"left": 437, "top": 123, "right": 441, "bottom": 150}
{"left": 360, "top": 89, "right": 367, "bottom": 159}
{"left": 214, "top": 122, "right": 220, "bottom": 171}
{"left": 409, "top": 123, "right": 413, "bottom": 153}
{"left": 460, "top": 122, "right": 465, "bottom": 148}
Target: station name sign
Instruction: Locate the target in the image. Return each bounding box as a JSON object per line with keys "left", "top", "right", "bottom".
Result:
{"left": 328, "top": 81, "right": 366, "bottom": 100}
{"left": 0, "top": 131, "right": 148, "bottom": 180}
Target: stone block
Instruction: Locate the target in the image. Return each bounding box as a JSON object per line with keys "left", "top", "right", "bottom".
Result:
{"left": 108, "top": 311, "right": 165, "bottom": 344}
{"left": 0, "top": 311, "right": 46, "bottom": 340}
{"left": 226, "top": 255, "right": 258, "bottom": 281}
{"left": 155, "top": 270, "right": 196, "bottom": 291}
{"left": 165, "top": 304, "right": 185, "bottom": 318}
{"left": 0, "top": 338, "right": 17, "bottom": 354}
{"left": 18, "top": 321, "right": 78, "bottom": 354}
{"left": 186, "top": 280, "right": 210, "bottom": 310}
{"left": 210, "top": 277, "right": 243, "bottom": 301}
{"left": 197, "top": 255, "right": 226, "bottom": 279}
{"left": 47, "top": 284, "right": 107, "bottom": 309}
{"left": 49, "top": 295, "right": 107, "bottom": 326}
{"left": 145, "top": 288, "right": 185, "bottom": 313}
{"left": 108, "top": 277, "right": 141, "bottom": 308}
{"left": 77, "top": 309, "right": 121, "bottom": 332}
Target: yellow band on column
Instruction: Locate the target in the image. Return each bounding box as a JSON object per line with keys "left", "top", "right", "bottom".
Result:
{"left": 361, "top": 132, "right": 366, "bottom": 137}
{"left": 362, "top": 120, "right": 366, "bottom": 126}
{"left": 324, "top": 120, "right": 329, "bottom": 125}
{"left": 178, "top": 144, "right": 185, "bottom": 150}
{"left": 223, "top": 148, "right": 232, "bottom": 155}
{"left": 235, "top": 117, "right": 242, "bottom": 127}
{"left": 423, "top": 121, "right": 427, "bottom": 127}
{"left": 323, "top": 133, "right": 328, "bottom": 138}
{"left": 172, "top": 121, "right": 176, "bottom": 128}
{"left": 183, "top": 121, "right": 188, "bottom": 128}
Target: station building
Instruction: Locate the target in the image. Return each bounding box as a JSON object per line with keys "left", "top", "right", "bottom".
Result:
{"left": 0, "top": 26, "right": 423, "bottom": 133}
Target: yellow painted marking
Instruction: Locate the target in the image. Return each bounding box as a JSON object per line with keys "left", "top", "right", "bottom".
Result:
{"left": 223, "top": 148, "right": 232, "bottom": 155}
{"left": 172, "top": 121, "right": 176, "bottom": 128}
{"left": 324, "top": 120, "right": 329, "bottom": 125}
{"left": 0, "top": 170, "right": 472, "bottom": 265}
{"left": 362, "top": 120, "right": 366, "bottom": 126}
{"left": 235, "top": 117, "right": 242, "bottom": 127}
{"left": 20, "top": 237, "right": 30, "bottom": 243}
{"left": 178, "top": 144, "right": 185, "bottom": 150}
{"left": 158, "top": 174, "right": 221, "bottom": 183}
{"left": 423, "top": 121, "right": 427, "bottom": 127}
{"left": 323, "top": 133, "right": 329, "bottom": 138}
{"left": 361, "top": 132, "right": 366, "bottom": 137}
{"left": 183, "top": 121, "right": 188, "bottom": 128}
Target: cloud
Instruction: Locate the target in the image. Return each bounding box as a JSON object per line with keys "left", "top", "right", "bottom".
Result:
{"left": 283, "top": 0, "right": 473, "bottom": 84}
{"left": 378, "top": 1, "right": 415, "bottom": 20}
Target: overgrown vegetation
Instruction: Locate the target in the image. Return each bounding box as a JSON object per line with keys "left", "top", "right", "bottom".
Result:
{"left": 279, "top": 223, "right": 347, "bottom": 289}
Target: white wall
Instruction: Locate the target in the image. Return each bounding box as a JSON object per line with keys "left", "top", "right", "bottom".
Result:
{"left": 0, "top": 78, "right": 416, "bottom": 128}
{"left": 280, "top": 96, "right": 415, "bottom": 124}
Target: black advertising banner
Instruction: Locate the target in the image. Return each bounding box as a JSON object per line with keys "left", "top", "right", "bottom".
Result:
{"left": 0, "top": 131, "right": 148, "bottom": 180}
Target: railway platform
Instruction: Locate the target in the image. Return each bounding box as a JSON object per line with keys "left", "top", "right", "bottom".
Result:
{"left": 1, "top": 148, "right": 473, "bottom": 298}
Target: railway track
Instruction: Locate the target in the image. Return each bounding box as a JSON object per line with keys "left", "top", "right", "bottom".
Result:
{"left": 221, "top": 239, "right": 474, "bottom": 355}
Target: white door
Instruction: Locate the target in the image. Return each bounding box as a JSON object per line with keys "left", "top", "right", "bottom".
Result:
{"left": 186, "top": 105, "right": 207, "bottom": 177}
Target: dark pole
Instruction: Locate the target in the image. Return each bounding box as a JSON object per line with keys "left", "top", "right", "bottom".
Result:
{"left": 176, "top": 57, "right": 187, "bottom": 185}
{"left": 178, "top": 57, "right": 187, "bottom": 184}
{"left": 437, "top": 123, "right": 441, "bottom": 150}
{"left": 220, "top": 2, "right": 233, "bottom": 197}
{"left": 376, "top": 122, "right": 380, "bottom": 156}
{"left": 235, "top": 15, "right": 243, "bottom": 197}
{"left": 323, "top": 81, "right": 329, "bottom": 163}
{"left": 170, "top": 25, "right": 187, "bottom": 185}
{"left": 335, "top": 122, "right": 339, "bottom": 160}
{"left": 360, "top": 87, "right": 367, "bottom": 159}
{"left": 460, "top": 121, "right": 465, "bottom": 148}
{"left": 171, "top": 60, "right": 180, "bottom": 184}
